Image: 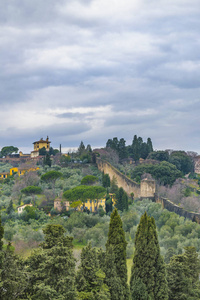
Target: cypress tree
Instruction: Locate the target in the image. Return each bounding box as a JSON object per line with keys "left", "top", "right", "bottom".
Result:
{"left": 0, "top": 216, "right": 4, "bottom": 251}
{"left": 147, "top": 137, "right": 153, "bottom": 153}
{"left": 98, "top": 246, "right": 124, "bottom": 300}
{"left": 167, "top": 247, "right": 200, "bottom": 300}
{"left": 106, "top": 209, "right": 129, "bottom": 299}
{"left": 132, "top": 135, "right": 140, "bottom": 161}
{"left": 130, "top": 212, "right": 168, "bottom": 300}
{"left": 76, "top": 243, "right": 110, "bottom": 300}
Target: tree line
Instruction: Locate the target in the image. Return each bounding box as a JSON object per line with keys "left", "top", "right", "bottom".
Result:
{"left": 106, "top": 135, "right": 153, "bottom": 161}
{"left": 0, "top": 207, "right": 199, "bottom": 299}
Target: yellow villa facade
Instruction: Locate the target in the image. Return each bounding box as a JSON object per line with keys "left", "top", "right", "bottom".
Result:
{"left": 31, "top": 136, "right": 51, "bottom": 158}
{"left": 54, "top": 194, "right": 115, "bottom": 213}
{"left": 0, "top": 165, "right": 39, "bottom": 179}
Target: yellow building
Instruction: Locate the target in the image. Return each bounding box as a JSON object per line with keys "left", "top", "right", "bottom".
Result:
{"left": 10, "top": 165, "right": 39, "bottom": 176}
{"left": 83, "top": 199, "right": 106, "bottom": 212}
{"left": 0, "top": 172, "right": 9, "bottom": 179}
{"left": 31, "top": 136, "right": 51, "bottom": 158}
{"left": 54, "top": 199, "right": 70, "bottom": 212}
{"left": 18, "top": 204, "right": 33, "bottom": 214}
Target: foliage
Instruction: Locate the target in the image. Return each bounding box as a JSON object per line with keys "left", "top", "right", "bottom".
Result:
{"left": 0, "top": 146, "right": 19, "bottom": 157}
{"left": 106, "top": 209, "right": 129, "bottom": 299}
{"left": 115, "top": 187, "right": 128, "bottom": 211}
{"left": 131, "top": 161, "right": 182, "bottom": 186}
{"left": 81, "top": 175, "right": 98, "bottom": 185}
{"left": 41, "top": 224, "right": 73, "bottom": 249}
{"left": 41, "top": 170, "right": 62, "bottom": 182}
{"left": 148, "top": 150, "right": 169, "bottom": 162}
{"left": 169, "top": 151, "right": 194, "bottom": 175}
{"left": 130, "top": 212, "right": 168, "bottom": 300}
{"left": 26, "top": 224, "right": 77, "bottom": 299}
{"left": 76, "top": 243, "right": 110, "bottom": 299}
{"left": 63, "top": 185, "right": 106, "bottom": 202}
{"left": 21, "top": 185, "right": 42, "bottom": 195}
{"left": 0, "top": 243, "right": 29, "bottom": 300}
{"left": 39, "top": 147, "right": 47, "bottom": 156}
{"left": 167, "top": 247, "right": 200, "bottom": 300}
{"left": 102, "top": 173, "right": 110, "bottom": 188}
{"left": 106, "top": 137, "right": 128, "bottom": 160}
{"left": 43, "top": 153, "right": 52, "bottom": 167}
{"left": 0, "top": 216, "right": 4, "bottom": 250}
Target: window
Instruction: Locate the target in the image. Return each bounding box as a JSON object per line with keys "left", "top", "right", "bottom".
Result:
{"left": 90, "top": 200, "right": 92, "bottom": 204}
{"left": 90, "top": 207, "right": 92, "bottom": 212}
{"left": 94, "top": 200, "right": 96, "bottom": 203}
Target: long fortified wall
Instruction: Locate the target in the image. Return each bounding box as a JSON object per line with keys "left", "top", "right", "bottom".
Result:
{"left": 96, "top": 158, "right": 155, "bottom": 199}
{"left": 155, "top": 195, "right": 200, "bottom": 224}
{"left": 96, "top": 158, "right": 200, "bottom": 223}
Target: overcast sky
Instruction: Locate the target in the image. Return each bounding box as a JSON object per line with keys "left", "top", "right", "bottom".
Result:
{"left": 0, "top": 0, "right": 200, "bottom": 153}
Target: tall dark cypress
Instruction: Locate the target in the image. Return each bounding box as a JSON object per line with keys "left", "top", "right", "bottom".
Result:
{"left": 0, "top": 216, "right": 4, "bottom": 251}
{"left": 106, "top": 209, "right": 129, "bottom": 299}
{"left": 130, "top": 212, "right": 168, "bottom": 300}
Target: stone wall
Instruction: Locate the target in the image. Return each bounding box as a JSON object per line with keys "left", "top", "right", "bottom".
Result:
{"left": 96, "top": 158, "right": 155, "bottom": 199}
{"left": 96, "top": 158, "right": 200, "bottom": 223}
{"left": 155, "top": 194, "right": 200, "bottom": 223}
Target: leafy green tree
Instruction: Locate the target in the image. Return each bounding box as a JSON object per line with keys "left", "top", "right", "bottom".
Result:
{"left": 167, "top": 254, "right": 192, "bottom": 300}
{"left": 140, "top": 142, "right": 149, "bottom": 159}
{"left": 49, "top": 147, "right": 59, "bottom": 156}
{"left": 102, "top": 173, "right": 110, "bottom": 188}
{"left": 118, "top": 138, "right": 128, "bottom": 160}
{"left": 99, "top": 246, "right": 124, "bottom": 300}
{"left": 21, "top": 185, "right": 42, "bottom": 195}
{"left": 109, "top": 176, "right": 118, "bottom": 194}
{"left": 0, "top": 243, "right": 28, "bottom": 300}
{"left": 26, "top": 224, "right": 77, "bottom": 299}
{"left": 131, "top": 161, "right": 182, "bottom": 186}
{"left": 41, "top": 170, "right": 62, "bottom": 184}
{"left": 76, "top": 243, "right": 110, "bottom": 299}
{"left": 40, "top": 224, "right": 73, "bottom": 249}
{"left": 106, "top": 209, "right": 129, "bottom": 299}
{"left": 81, "top": 175, "right": 98, "bottom": 185}
{"left": 0, "top": 216, "right": 4, "bottom": 251}
{"left": 130, "top": 277, "right": 150, "bottom": 300}
{"left": 106, "top": 139, "right": 113, "bottom": 148}
{"left": 39, "top": 147, "right": 47, "bottom": 156}
{"left": 0, "top": 146, "right": 18, "bottom": 157}
{"left": 130, "top": 212, "right": 168, "bottom": 300}
{"left": 147, "top": 137, "right": 153, "bottom": 153}
{"left": 169, "top": 151, "right": 194, "bottom": 174}
{"left": 41, "top": 170, "right": 62, "bottom": 194}
{"left": 132, "top": 135, "right": 140, "bottom": 161}
{"left": 105, "top": 193, "right": 112, "bottom": 214}
{"left": 43, "top": 153, "right": 52, "bottom": 167}
{"left": 148, "top": 151, "right": 169, "bottom": 162}
{"left": 63, "top": 186, "right": 106, "bottom": 209}
{"left": 115, "top": 187, "right": 128, "bottom": 211}
{"left": 6, "top": 200, "right": 14, "bottom": 215}
{"left": 78, "top": 141, "right": 85, "bottom": 156}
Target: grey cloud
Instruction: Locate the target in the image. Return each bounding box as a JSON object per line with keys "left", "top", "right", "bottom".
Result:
{"left": 0, "top": 0, "right": 200, "bottom": 152}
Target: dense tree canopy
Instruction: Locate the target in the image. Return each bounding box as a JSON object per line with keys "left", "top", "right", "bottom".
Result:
{"left": 81, "top": 175, "right": 98, "bottom": 185}
{"left": 131, "top": 161, "right": 182, "bottom": 185}
{"left": 21, "top": 186, "right": 42, "bottom": 195}
{"left": 63, "top": 185, "right": 106, "bottom": 202}
{"left": 0, "top": 146, "right": 19, "bottom": 157}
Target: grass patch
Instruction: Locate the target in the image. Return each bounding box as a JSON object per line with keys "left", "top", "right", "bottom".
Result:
{"left": 72, "top": 239, "right": 87, "bottom": 249}
{"left": 127, "top": 258, "right": 133, "bottom": 283}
